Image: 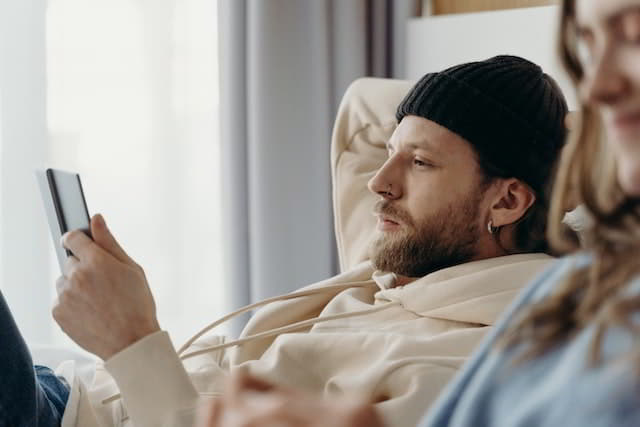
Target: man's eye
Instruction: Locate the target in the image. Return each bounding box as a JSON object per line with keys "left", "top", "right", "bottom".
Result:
{"left": 413, "top": 158, "right": 430, "bottom": 167}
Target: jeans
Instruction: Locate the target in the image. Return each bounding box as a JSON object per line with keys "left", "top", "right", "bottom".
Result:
{"left": 0, "top": 290, "right": 70, "bottom": 427}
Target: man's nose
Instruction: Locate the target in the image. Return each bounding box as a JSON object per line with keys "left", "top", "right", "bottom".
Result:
{"left": 367, "top": 158, "right": 400, "bottom": 199}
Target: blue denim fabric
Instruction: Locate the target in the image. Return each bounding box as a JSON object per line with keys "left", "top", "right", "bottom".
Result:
{"left": 0, "top": 290, "right": 70, "bottom": 427}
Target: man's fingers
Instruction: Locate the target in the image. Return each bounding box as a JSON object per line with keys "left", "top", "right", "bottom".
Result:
{"left": 90, "top": 214, "right": 136, "bottom": 265}
{"left": 62, "top": 215, "right": 136, "bottom": 267}
{"left": 61, "top": 255, "right": 80, "bottom": 280}
{"left": 61, "top": 229, "right": 95, "bottom": 261}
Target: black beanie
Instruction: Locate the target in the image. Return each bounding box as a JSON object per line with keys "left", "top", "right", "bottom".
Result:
{"left": 396, "top": 55, "right": 568, "bottom": 196}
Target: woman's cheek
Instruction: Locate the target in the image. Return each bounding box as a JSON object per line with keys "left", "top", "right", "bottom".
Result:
{"left": 617, "top": 149, "right": 640, "bottom": 197}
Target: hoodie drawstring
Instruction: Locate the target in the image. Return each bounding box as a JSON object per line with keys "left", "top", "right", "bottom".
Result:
{"left": 101, "top": 279, "right": 399, "bottom": 405}
{"left": 180, "top": 302, "right": 400, "bottom": 361}
{"left": 177, "top": 281, "right": 377, "bottom": 355}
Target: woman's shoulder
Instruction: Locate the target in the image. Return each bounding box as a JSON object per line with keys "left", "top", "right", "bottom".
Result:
{"left": 520, "top": 251, "right": 593, "bottom": 305}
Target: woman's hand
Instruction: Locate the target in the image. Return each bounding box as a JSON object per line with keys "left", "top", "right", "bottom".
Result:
{"left": 198, "top": 373, "right": 384, "bottom": 427}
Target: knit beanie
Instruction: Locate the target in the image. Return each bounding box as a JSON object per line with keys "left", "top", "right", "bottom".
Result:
{"left": 396, "top": 55, "right": 568, "bottom": 196}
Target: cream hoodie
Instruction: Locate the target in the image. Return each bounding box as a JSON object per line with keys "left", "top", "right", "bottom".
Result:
{"left": 59, "top": 253, "right": 552, "bottom": 427}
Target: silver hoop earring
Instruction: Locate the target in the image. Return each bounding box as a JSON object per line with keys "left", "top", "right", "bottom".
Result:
{"left": 487, "top": 220, "right": 496, "bottom": 235}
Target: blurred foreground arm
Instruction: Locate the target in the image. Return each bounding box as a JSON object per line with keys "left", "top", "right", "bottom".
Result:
{"left": 198, "top": 373, "right": 384, "bottom": 427}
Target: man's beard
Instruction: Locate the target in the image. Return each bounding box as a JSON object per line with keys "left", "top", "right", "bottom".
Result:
{"left": 369, "top": 193, "right": 483, "bottom": 278}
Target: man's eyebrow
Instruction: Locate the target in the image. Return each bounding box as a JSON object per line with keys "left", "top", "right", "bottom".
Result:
{"left": 408, "top": 142, "right": 437, "bottom": 152}
{"left": 387, "top": 140, "right": 439, "bottom": 153}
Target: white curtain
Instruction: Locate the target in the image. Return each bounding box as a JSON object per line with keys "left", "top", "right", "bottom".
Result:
{"left": 219, "top": 0, "right": 417, "bottom": 334}
{"left": 0, "top": 0, "right": 226, "bottom": 347}
{"left": 0, "top": 0, "right": 50, "bottom": 345}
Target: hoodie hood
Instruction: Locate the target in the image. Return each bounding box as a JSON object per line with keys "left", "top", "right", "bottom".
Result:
{"left": 375, "top": 253, "right": 553, "bottom": 326}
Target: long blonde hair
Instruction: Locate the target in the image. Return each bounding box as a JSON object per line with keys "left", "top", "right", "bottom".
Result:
{"left": 503, "top": 0, "right": 640, "bottom": 363}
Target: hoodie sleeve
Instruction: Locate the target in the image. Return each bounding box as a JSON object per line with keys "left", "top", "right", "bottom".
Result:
{"left": 104, "top": 331, "right": 200, "bottom": 427}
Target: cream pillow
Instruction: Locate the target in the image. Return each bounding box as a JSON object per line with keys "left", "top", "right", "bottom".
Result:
{"left": 331, "top": 78, "right": 414, "bottom": 272}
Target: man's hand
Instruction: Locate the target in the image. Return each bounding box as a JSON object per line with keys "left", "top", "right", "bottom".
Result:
{"left": 198, "top": 373, "right": 384, "bottom": 427}
{"left": 52, "top": 214, "right": 161, "bottom": 360}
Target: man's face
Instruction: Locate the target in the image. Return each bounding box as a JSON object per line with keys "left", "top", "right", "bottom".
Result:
{"left": 367, "top": 115, "right": 490, "bottom": 277}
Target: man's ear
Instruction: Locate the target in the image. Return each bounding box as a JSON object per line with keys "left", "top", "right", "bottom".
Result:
{"left": 489, "top": 179, "right": 536, "bottom": 228}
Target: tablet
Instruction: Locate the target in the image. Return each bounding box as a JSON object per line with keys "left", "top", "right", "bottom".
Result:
{"left": 36, "top": 168, "right": 92, "bottom": 271}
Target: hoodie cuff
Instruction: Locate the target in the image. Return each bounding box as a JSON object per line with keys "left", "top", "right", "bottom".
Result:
{"left": 105, "top": 331, "right": 199, "bottom": 427}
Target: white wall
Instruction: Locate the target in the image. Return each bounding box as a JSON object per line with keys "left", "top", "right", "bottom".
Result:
{"left": 405, "top": 6, "right": 577, "bottom": 109}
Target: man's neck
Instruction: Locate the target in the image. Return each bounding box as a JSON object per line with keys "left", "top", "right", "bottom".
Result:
{"left": 390, "top": 246, "right": 511, "bottom": 288}
{"left": 392, "top": 274, "right": 417, "bottom": 288}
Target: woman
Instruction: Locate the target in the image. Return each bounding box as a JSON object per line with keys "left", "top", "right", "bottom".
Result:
{"left": 200, "top": 0, "right": 640, "bottom": 426}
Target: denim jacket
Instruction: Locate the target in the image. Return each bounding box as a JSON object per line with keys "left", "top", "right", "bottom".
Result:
{"left": 420, "top": 254, "right": 640, "bottom": 427}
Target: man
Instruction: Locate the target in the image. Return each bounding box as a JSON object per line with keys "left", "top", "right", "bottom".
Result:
{"left": 2, "top": 55, "right": 567, "bottom": 427}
